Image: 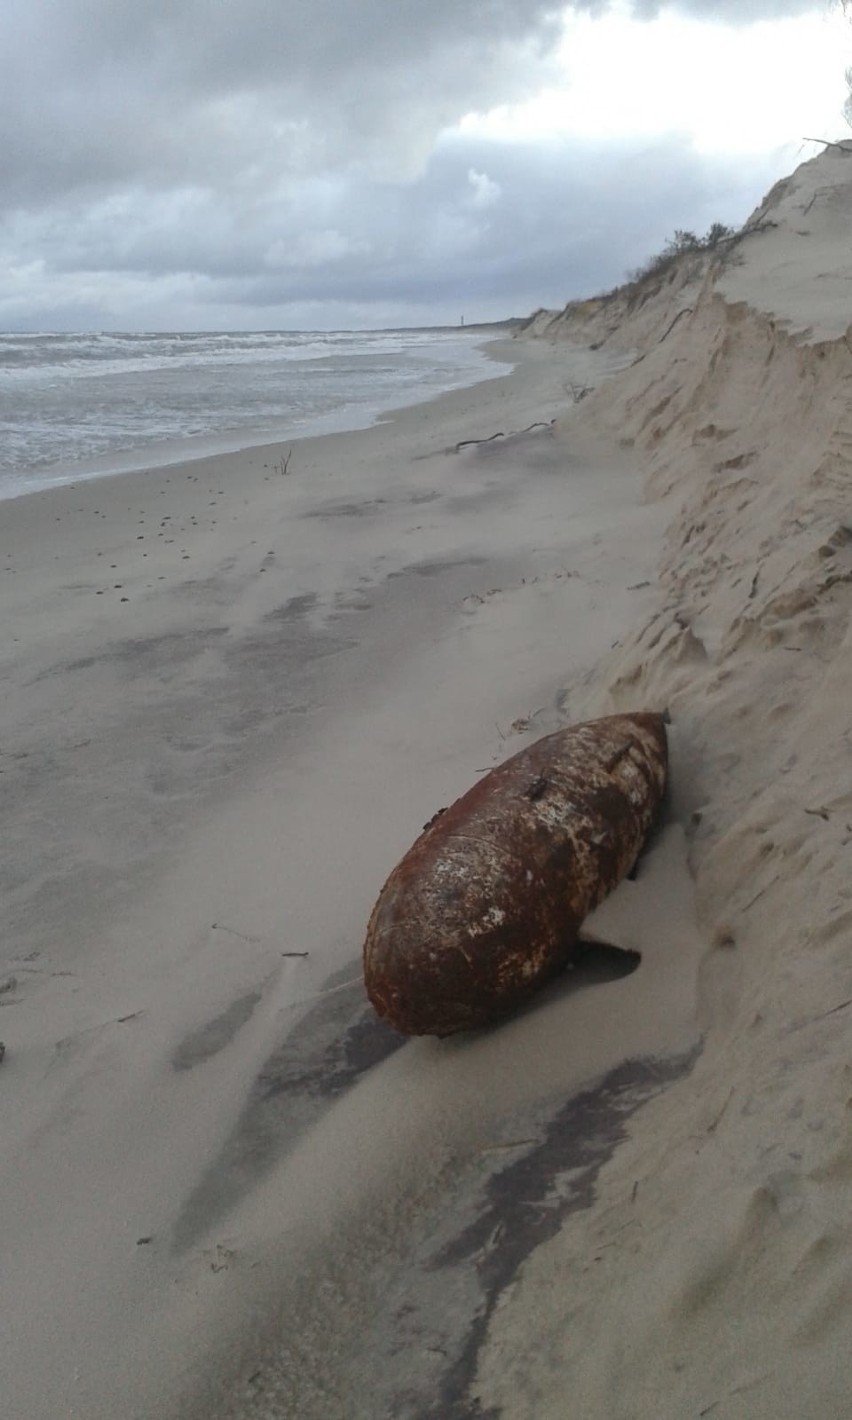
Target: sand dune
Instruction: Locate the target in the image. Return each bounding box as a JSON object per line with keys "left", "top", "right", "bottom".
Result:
{"left": 474, "top": 144, "right": 852, "bottom": 1419}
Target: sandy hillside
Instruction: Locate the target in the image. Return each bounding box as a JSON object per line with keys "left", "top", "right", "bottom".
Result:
{"left": 473, "top": 144, "right": 852, "bottom": 1418}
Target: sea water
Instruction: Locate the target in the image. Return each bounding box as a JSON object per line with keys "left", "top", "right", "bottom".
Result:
{"left": 0, "top": 328, "right": 503, "bottom": 499}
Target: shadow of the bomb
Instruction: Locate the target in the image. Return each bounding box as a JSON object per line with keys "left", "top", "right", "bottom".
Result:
{"left": 171, "top": 941, "right": 645, "bottom": 1253}
{"left": 170, "top": 964, "right": 405, "bottom": 1250}
{"left": 174, "top": 937, "right": 698, "bottom": 1420}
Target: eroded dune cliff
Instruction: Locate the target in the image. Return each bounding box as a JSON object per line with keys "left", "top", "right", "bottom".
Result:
{"left": 476, "top": 146, "right": 852, "bottom": 1419}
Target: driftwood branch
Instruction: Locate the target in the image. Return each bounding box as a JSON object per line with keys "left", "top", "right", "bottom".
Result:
{"left": 211, "top": 922, "right": 261, "bottom": 943}
{"left": 658, "top": 307, "right": 694, "bottom": 345}
{"left": 452, "top": 419, "right": 554, "bottom": 454}
{"left": 803, "top": 137, "right": 852, "bottom": 153}
{"left": 566, "top": 381, "right": 592, "bottom": 403}
{"left": 738, "top": 219, "right": 779, "bottom": 239}
{"left": 455, "top": 431, "right": 507, "bottom": 452}
{"left": 802, "top": 184, "right": 845, "bottom": 216}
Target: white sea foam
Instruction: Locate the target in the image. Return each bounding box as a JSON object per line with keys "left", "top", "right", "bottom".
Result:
{"left": 0, "top": 327, "right": 501, "bottom": 497}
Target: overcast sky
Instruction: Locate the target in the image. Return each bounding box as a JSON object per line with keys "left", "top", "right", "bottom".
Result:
{"left": 1, "top": 0, "right": 849, "bottom": 331}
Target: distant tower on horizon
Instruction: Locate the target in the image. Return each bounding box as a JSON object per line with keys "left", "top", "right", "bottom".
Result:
{"left": 460, "top": 314, "right": 465, "bottom": 327}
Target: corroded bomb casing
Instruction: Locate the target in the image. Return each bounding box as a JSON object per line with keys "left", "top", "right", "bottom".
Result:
{"left": 363, "top": 713, "right": 667, "bottom": 1036}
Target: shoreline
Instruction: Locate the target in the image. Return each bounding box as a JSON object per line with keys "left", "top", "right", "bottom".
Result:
{"left": 1, "top": 330, "right": 517, "bottom": 504}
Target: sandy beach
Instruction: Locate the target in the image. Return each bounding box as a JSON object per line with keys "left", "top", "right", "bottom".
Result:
{"left": 1, "top": 334, "right": 693, "bottom": 1417}
{"left": 4, "top": 144, "right": 852, "bottom": 1420}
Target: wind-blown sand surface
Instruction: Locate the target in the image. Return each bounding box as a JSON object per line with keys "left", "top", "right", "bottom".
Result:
{"left": 3, "top": 144, "right": 852, "bottom": 1420}
{"left": 1, "top": 336, "right": 694, "bottom": 1418}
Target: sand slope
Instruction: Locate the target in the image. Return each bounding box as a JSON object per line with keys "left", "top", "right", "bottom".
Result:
{"left": 474, "top": 146, "right": 852, "bottom": 1419}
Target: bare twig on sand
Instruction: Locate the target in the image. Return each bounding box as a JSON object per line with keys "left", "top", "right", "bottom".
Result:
{"left": 566, "top": 381, "right": 592, "bottom": 403}
{"left": 789, "top": 996, "right": 852, "bottom": 1034}
{"left": 452, "top": 419, "right": 554, "bottom": 454}
{"left": 211, "top": 922, "right": 262, "bottom": 943}
{"left": 706, "top": 1086, "right": 735, "bottom": 1134}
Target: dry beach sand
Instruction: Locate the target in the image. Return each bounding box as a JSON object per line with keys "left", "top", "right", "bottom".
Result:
{"left": 2, "top": 143, "right": 852, "bottom": 1417}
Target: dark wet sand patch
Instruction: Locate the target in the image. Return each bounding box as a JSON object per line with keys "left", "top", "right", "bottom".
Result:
{"left": 382, "top": 1047, "right": 700, "bottom": 1420}
{"left": 262, "top": 592, "right": 319, "bottom": 623}
{"left": 302, "top": 499, "right": 390, "bottom": 519}
{"left": 386, "top": 555, "right": 487, "bottom": 579}
{"left": 207, "top": 1033, "right": 699, "bottom": 1420}
{"left": 55, "top": 627, "right": 230, "bottom": 680}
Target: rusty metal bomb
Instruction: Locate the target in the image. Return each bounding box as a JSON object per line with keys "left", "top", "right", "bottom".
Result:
{"left": 363, "top": 713, "right": 668, "bottom": 1036}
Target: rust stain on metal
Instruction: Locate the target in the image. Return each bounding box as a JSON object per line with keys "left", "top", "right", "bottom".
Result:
{"left": 363, "top": 713, "right": 668, "bottom": 1036}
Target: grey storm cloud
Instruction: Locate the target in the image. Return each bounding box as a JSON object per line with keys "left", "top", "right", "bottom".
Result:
{"left": 0, "top": 0, "right": 837, "bottom": 328}
{"left": 1, "top": 0, "right": 567, "bottom": 206}
{"left": 0, "top": 0, "right": 829, "bottom": 206}
{"left": 632, "top": 1, "right": 823, "bottom": 15}
{"left": 0, "top": 128, "right": 784, "bottom": 324}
